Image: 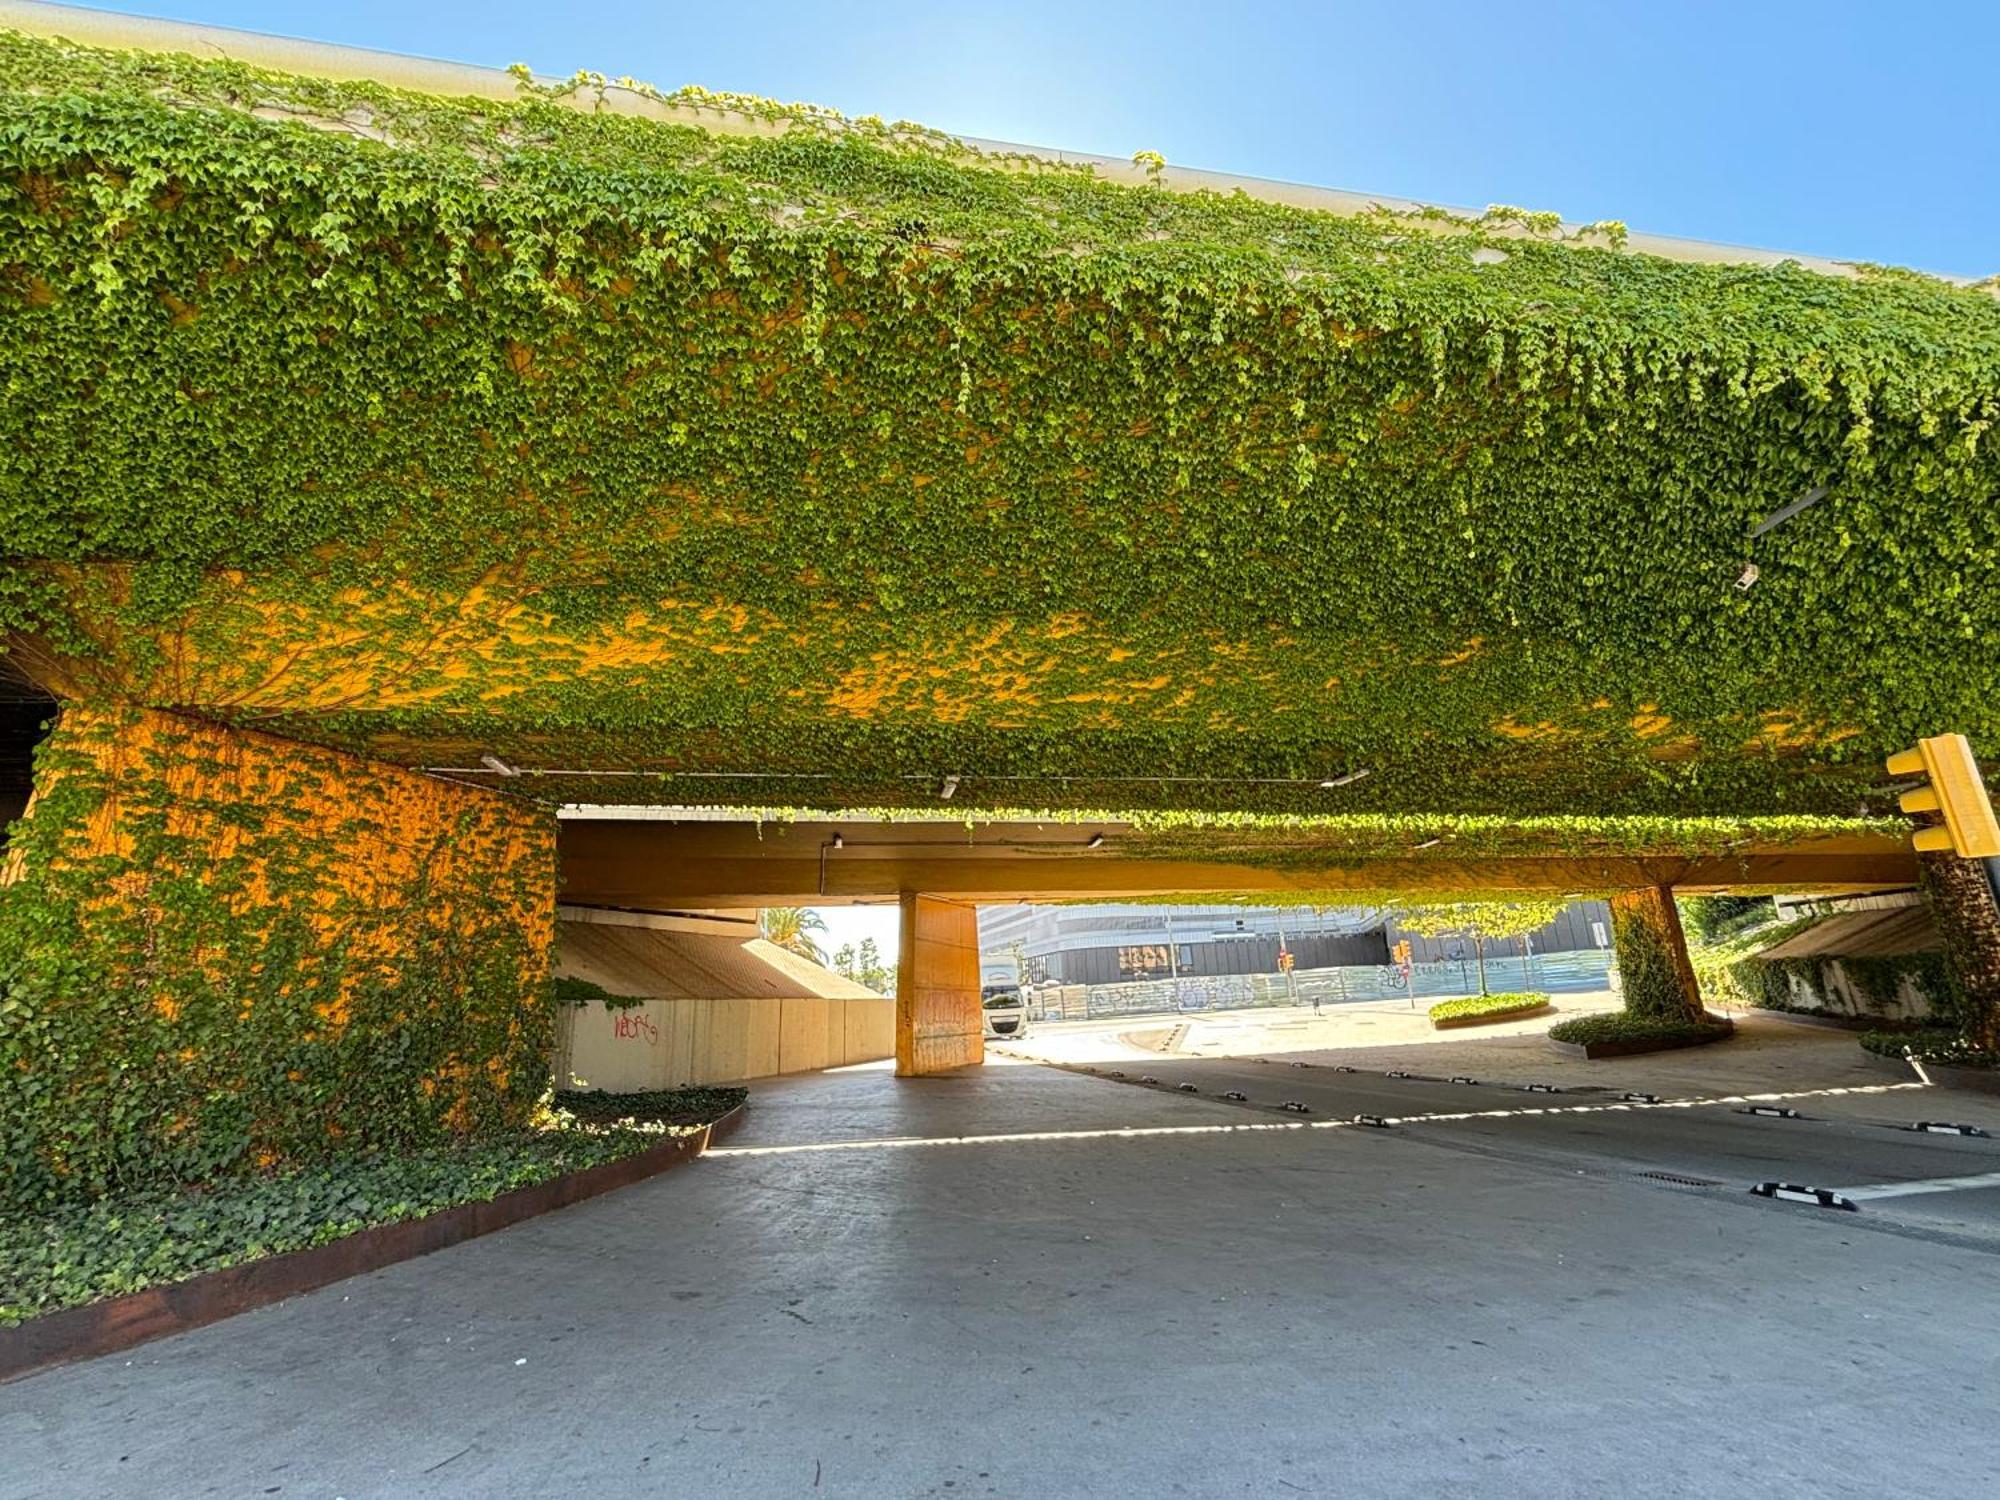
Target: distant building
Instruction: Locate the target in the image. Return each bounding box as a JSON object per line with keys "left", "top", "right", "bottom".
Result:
{"left": 978, "top": 900, "right": 1612, "bottom": 985}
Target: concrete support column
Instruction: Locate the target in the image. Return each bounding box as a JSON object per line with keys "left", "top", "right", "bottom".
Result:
{"left": 1918, "top": 851, "right": 2000, "bottom": 1047}
{"left": 896, "top": 892, "right": 984, "bottom": 1076}
{"left": 1609, "top": 884, "right": 1704, "bottom": 1021}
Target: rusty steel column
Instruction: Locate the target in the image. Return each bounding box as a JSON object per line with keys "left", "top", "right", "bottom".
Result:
{"left": 895, "top": 893, "right": 985, "bottom": 1076}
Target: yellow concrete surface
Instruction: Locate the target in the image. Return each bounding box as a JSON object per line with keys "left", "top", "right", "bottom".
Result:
{"left": 896, "top": 893, "right": 984, "bottom": 1075}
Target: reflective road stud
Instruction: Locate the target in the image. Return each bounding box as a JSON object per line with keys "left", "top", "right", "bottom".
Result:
{"left": 1751, "top": 1182, "right": 1857, "bottom": 1211}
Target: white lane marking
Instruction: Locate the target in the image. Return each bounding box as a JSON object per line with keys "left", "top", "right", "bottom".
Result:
{"left": 706, "top": 1119, "right": 1313, "bottom": 1156}
{"left": 1834, "top": 1170, "right": 2000, "bottom": 1202}
{"left": 704, "top": 1082, "right": 1931, "bottom": 1160}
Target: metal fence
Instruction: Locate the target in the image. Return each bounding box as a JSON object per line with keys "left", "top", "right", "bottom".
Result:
{"left": 1026, "top": 949, "right": 1613, "bottom": 1023}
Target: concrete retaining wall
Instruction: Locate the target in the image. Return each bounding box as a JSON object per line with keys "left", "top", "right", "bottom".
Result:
{"left": 1768, "top": 961, "right": 1936, "bottom": 1023}
{"left": 550, "top": 906, "right": 895, "bottom": 1091}
{"left": 554, "top": 995, "right": 894, "bottom": 1091}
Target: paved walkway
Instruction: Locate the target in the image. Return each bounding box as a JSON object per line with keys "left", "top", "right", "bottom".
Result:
{"left": 7, "top": 1058, "right": 2000, "bottom": 1497}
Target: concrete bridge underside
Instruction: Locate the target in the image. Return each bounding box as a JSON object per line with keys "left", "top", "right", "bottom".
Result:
{"left": 557, "top": 815, "right": 1919, "bottom": 1078}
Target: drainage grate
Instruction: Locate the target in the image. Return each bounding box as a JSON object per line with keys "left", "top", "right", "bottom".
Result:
{"left": 1636, "top": 1170, "right": 1724, "bottom": 1188}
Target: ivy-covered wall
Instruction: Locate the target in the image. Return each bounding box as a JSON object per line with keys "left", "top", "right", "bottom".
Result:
{"left": 1609, "top": 885, "right": 1703, "bottom": 1021}
{"left": 1917, "top": 851, "right": 2000, "bottom": 1049}
{"left": 0, "top": 706, "right": 557, "bottom": 1209}
{"left": 1733, "top": 950, "right": 1956, "bottom": 1024}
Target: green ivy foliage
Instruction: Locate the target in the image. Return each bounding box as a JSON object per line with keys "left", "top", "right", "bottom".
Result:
{"left": 1857, "top": 1027, "right": 1998, "bottom": 1068}
{"left": 1392, "top": 900, "right": 1568, "bottom": 940}
{"left": 0, "top": 1114, "right": 714, "bottom": 1324}
{"left": 0, "top": 31, "right": 1996, "bottom": 819}
{"left": 1731, "top": 948, "right": 1960, "bottom": 1023}
{"left": 1611, "top": 897, "right": 1702, "bottom": 1021}
{"left": 1684, "top": 911, "right": 1821, "bottom": 1008}
{"left": 661, "top": 802, "right": 1906, "bottom": 879}
{"left": 1678, "top": 894, "right": 1777, "bottom": 943}
{"left": 550, "top": 1084, "right": 747, "bottom": 1125}
{"left": 0, "top": 707, "right": 557, "bottom": 1211}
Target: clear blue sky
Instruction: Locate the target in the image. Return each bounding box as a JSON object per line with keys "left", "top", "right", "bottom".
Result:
{"left": 78, "top": 0, "right": 1998, "bottom": 277}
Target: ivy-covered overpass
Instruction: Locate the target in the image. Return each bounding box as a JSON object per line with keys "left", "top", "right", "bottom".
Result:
{"left": 1, "top": 20, "right": 1995, "bottom": 824}
{"left": 0, "top": 4, "right": 1995, "bottom": 1193}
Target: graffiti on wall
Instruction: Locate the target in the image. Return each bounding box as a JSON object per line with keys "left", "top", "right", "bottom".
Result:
{"left": 611, "top": 1009, "right": 660, "bottom": 1045}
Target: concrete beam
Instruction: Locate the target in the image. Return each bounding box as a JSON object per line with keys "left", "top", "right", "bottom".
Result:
{"left": 557, "top": 818, "right": 1919, "bottom": 909}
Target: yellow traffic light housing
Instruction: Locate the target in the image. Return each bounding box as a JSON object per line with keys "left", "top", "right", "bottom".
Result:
{"left": 1886, "top": 734, "right": 2000, "bottom": 858}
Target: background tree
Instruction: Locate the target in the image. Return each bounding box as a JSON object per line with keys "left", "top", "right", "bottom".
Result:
{"left": 855, "top": 935, "right": 892, "bottom": 996}
{"left": 760, "top": 907, "right": 829, "bottom": 965}
{"left": 1393, "top": 900, "right": 1567, "bottom": 995}
{"left": 831, "top": 942, "right": 858, "bottom": 981}
{"left": 1678, "top": 895, "right": 1777, "bottom": 945}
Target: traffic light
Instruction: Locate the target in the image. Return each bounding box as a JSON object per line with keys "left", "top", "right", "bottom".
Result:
{"left": 1886, "top": 734, "right": 2000, "bottom": 858}
{"left": 1277, "top": 949, "right": 1295, "bottom": 973}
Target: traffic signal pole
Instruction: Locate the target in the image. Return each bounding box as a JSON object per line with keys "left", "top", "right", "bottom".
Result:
{"left": 1886, "top": 735, "right": 2000, "bottom": 860}
{"left": 1886, "top": 733, "right": 2000, "bottom": 911}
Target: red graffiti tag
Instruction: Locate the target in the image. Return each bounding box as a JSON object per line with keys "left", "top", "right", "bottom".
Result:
{"left": 611, "top": 1011, "right": 659, "bottom": 1045}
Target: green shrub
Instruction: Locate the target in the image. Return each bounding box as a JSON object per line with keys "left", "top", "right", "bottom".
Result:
{"left": 0, "top": 1091, "right": 743, "bottom": 1326}
{"left": 1548, "top": 1013, "right": 1731, "bottom": 1048}
{"left": 551, "top": 1086, "right": 747, "bottom": 1126}
{"left": 1858, "top": 1028, "right": 1999, "bottom": 1069}
{"left": 1428, "top": 991, "right": 1550, "bottom": 1023}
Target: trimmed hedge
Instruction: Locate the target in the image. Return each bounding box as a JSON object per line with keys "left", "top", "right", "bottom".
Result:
{"left": 0, "top": 1089, "right": 739, "bottom": 1326}
{"left": 1428, "top": 991, "right": 1551, "bottom": 1024}
{"left": 1547, "top": 1013, "right": 1732, "bottom": 1048}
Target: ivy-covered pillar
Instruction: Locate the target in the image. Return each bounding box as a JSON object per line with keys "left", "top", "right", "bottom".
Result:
{"left": 895, "top": 892, "right": 984, "bottom": 1076}
{"left": 0, "top": 704, "right": 559, "bottom": 1208}
{"left": 1609, "top": 885, "right": 1704, "bottom": 1022}
{"left": 1917, "top": 851, "right": 2000, "bottom": 1048}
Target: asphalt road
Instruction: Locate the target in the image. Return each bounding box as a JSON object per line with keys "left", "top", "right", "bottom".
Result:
{"left": 1037, "top": 1052, "right": 2000, "bottom": 1243}
{"left": 8, "top": 1058, "right": 2000, "bottom": 1499}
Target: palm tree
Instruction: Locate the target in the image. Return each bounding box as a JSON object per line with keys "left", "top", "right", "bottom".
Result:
{"left": 760, "top": 906, "right": 829, "bottom": 965}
